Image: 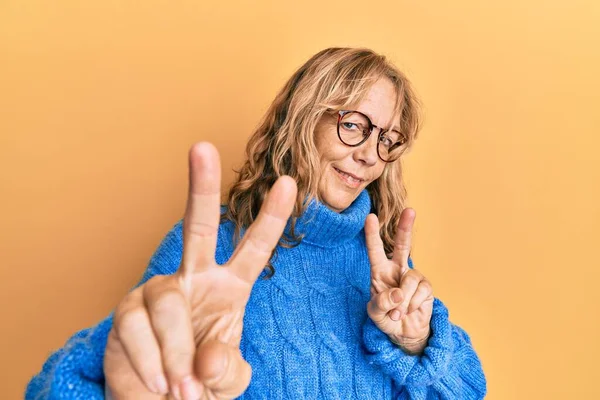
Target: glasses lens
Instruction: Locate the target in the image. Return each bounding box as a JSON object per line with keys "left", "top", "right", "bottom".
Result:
{"left": 377, "top": 131, "right": 404, "bottom": 162}
{"left": 338, "top": 112, "right": 370, "bottom": 145}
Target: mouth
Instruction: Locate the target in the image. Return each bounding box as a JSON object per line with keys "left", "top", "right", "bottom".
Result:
{"left": 333, "top": 167, "right": 365, "bottom": 188}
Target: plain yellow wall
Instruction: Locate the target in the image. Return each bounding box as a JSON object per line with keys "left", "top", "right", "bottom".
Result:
{"left": 2, "top": 1, "right": 599, "bottom": 398}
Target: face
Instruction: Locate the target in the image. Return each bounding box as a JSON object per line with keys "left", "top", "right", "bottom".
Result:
{"left": 314, "top": 78, "right": 400, "bottom": 212}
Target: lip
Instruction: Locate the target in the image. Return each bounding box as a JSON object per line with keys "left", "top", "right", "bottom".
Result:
{"left": 333, "top": 167, "right": 365, "bottom": 188}
{"left": 334, "top": 167, "right": 364, "bottom": 181}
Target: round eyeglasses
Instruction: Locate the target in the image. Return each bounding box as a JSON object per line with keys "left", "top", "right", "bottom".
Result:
{"left": 336, "top": 110, "right": 407, "bottom": 162}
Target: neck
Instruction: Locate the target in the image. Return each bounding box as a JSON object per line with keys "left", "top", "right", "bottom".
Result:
{"left": 287, "top": 190, "right": 372, "bottom": 248}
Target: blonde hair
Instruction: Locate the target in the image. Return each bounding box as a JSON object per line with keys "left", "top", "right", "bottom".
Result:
{"left": 222, "top": 47, "right": 422, "bottom": 274}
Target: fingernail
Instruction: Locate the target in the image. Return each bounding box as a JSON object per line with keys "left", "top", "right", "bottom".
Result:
{"left": 390, "top": 310, "right": 401, "bottom": 321}
{"left": 391, "top": 289, "right": 402, "bottom": 303}
{"left": 180, "top": 376, "right": 200, "bottom": 400}
{"left": 154, "top": 375, "right": 168, "bottom": 395}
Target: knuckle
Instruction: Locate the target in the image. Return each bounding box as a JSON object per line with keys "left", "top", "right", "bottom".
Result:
{"left": 245, "top": 231, "right": 273, "bottom": 256}
{"left": 367, "top": 231, "right": 383, "bottom": 245}
{"left": 419, "top": 280, "right": 432, "bottom": 292}
{"left": 113, "top": 302, "right": 131, "bottom": 324}
{"left": 150, "top": 288, "right": 185, "bottom": 315}
{"left": 371, "top": 272, "right": 382, "bottom": 283}
{"left": 403, "top": 274, "right": 420, "bottom": 287}
{"left": 133, "top": 358, "right": 163, "bottom": 383}
{"left": 394, "top": 243, "right": 410, "bottom": 253}
{"left": 376, "top": 292, "right": 390, "bottom": 310}
{"left": 407, "top": 268, "right": 423, "bottom": 278}
{"left": 163, "top": 349, "right": 195, "bottom": 376}
{"left": 185, "top": 219, "right": 218, "bottom": 238}
{"left": 114, "top": 307, "right": 147, "bottom": 336}
{"left": 143, "top": 275, "right": 171, "bottom": 296}
{"left": 414, "top": 285, "right": 428, "bottom": 296}
{"left": 114, "top": 289, "right": 143, "bottom": 325}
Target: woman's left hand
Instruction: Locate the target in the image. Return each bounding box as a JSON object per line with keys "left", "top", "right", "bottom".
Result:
{"left": 364, "top": 209, "right": 434, "bottom": 355}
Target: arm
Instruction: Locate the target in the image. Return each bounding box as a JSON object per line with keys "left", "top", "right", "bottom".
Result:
{"left": 362, "top": 297, "right": 487, "bottom": 400}
{"left": 25, "top": 221, "right": 184, "bottom": 400}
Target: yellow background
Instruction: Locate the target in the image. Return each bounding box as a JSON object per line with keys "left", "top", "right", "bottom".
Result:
{"left": 1, "top": 1, "right": 599, "bottom": 398}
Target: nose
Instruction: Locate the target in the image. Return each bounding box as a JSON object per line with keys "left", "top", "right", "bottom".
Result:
{"left": 352, "top": 129, "right": 381, "bottom": 166}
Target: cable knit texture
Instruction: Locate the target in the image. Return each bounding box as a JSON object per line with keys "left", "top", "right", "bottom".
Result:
{"left": 26, "top": 190, "right": 487, "bottom": 399}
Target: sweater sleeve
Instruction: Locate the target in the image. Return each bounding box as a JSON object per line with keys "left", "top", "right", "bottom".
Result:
{"left": 361, "top": 258, "right": 487, "bottom": 400}
{"left": 25, "top": 221, "right": 184, "bottom": 400}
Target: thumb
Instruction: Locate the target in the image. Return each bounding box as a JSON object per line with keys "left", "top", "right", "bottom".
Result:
{"left": 367, "top": 288, "right": 404, "bottom": 323}
{"left": 195, "top": 340, "right": 252, "bottom": 399}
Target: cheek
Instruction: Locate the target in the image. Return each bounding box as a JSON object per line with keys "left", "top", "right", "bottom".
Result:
{"left": 321, "top": 134, "right": 357, "bottom": 163}
{"left": 362, "top": 161, "right": 386, "bottom": 183}
{"left": 314, "top": 122, "right": 337, "bottom": 151}
{"left": 321, "top": 149, "right": 343, "bottom": 165}
{"left": 319, "top": 146, "right": 346, "bottom": 167}
{"left": 373, "top": 164, "right": 386, "bottom": 180}
{"left": 315, "top": 126, "right": 351, "bottom": 162}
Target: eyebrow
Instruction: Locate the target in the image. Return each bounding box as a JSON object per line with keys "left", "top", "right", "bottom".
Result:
{"left": 360, "top": 110, "right": 401, "bottom": 133}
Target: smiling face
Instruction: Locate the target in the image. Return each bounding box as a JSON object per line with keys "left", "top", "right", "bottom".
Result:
{"left": 314, "top": 78, "right": 400, "bottom": 212}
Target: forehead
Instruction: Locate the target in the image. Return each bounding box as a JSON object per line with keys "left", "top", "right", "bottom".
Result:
{"left": 353, "top": 78, "right": 400, "bottom": 129}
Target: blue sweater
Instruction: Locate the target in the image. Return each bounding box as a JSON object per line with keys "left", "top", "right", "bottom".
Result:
{"left": 26, "top": 190, "right": 487, "bottom": 399}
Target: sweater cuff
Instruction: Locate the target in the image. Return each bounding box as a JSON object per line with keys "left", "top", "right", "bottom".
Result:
{"left": 362, "top": 298, "right": 453, "bottom": 387}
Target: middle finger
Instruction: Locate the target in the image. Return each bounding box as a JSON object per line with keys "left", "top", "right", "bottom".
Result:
{"left": 228, "top": 175, "right": 297, "bottom": 283}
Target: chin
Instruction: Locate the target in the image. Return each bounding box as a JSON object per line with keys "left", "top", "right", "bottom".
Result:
{"left": 319, "top": 172, "right": 368, "bottom": 212}
{"left": 321, "top": 193, "right": 356, "bottom": 213}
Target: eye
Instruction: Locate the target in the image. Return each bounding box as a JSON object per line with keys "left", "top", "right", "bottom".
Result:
{"left": 379, "top": 134, "right": 394, "bottom": 148}
{"left": 342, "top": 122, "right": 359, "bottom": 130}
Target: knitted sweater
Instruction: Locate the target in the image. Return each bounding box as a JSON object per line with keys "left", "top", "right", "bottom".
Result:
{"left": 26, "top": 190, "right": 487, "bottom": 399}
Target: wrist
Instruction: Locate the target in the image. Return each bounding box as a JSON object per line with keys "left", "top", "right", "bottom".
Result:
{"left": 389, "top": 330, "right": 430, "bottom": 355}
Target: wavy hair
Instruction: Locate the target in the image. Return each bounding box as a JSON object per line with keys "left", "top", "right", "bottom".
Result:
{"left": 222, "top": 47, "right": 422, "bottom": 275}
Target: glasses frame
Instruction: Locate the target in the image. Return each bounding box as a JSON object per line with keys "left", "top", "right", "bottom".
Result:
{"left": 336, "top": 110, "right": 405, "bottom": 163}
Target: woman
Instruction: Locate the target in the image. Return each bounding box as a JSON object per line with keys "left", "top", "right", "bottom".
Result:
{"left": 26, "top": 47, "right": 487, "bottom": 399}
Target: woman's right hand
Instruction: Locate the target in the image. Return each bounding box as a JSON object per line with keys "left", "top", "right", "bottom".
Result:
{"left": 104, "top": 142, "right": 297, "bottom": 400}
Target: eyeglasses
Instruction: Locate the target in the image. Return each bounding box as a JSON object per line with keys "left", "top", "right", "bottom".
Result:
{"left": 336, "top": 110, "right": 407, "bottom": 162}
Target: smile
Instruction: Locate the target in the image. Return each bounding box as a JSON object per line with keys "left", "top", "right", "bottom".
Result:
{"left": 333, "top": 167, "right": 364, "bottom": 188}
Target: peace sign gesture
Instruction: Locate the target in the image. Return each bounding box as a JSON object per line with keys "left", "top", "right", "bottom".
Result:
{"left": 364, "top": 209, "right": 434, "bottom": 355}
{"left": 104, "top": 143, "right": 297, "bottom": 399}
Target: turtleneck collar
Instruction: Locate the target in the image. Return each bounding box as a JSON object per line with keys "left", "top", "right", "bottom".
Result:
{"left": 286, "top": 189, "right": 372, "bottom": 248}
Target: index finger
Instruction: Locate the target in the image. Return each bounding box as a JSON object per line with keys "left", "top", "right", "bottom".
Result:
{"left": 180, "top": 142, "right": 221, "bottom": 278}
{"left": 228, "top": 176, "right": 297, "bottom": 283}
{"left": 391, "top": 208, "right": 416, "bottom": 268}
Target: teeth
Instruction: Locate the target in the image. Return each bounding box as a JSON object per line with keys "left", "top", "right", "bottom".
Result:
{"left": 337, "top": 168, "right": 360, "bottom": 183}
